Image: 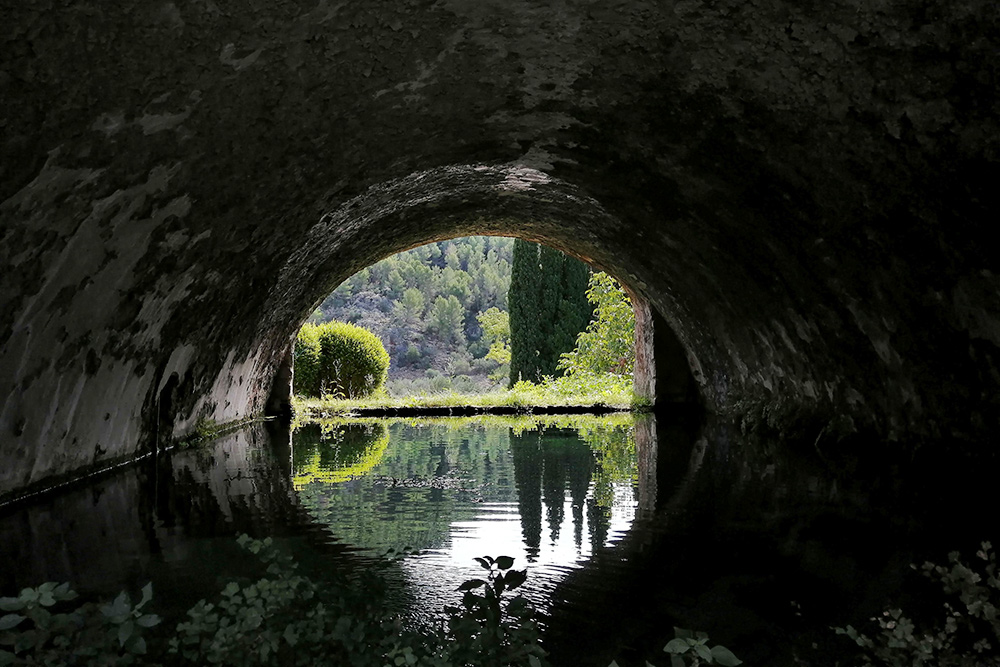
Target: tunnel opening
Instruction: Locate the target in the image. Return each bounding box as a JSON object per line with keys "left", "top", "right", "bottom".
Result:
{"left": 277, "top": 231, "right": 700, "bottom": 416}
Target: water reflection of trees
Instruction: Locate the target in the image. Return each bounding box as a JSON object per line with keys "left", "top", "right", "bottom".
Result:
{"left": 292, "top": 419, "right": 638, "bottom": 559}
{"left": 510, "top": 425, "right": 634, "bottom": 559}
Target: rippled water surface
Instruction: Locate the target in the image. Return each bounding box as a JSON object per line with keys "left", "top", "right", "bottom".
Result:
{"left": 2, "top": 414, "right": 998, "bottom": 665}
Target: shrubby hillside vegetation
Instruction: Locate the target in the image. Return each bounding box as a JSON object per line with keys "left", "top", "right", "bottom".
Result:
{"left": 308, "top": 237, "right": 515, "bottom": 394}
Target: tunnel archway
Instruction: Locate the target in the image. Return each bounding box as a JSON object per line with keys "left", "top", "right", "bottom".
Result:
{"left": 3, "top": 0, "right": 998, "bottom": 502}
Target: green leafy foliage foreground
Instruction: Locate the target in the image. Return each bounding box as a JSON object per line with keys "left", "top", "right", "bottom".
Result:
{"left": 3, "top": 535, "right": 999, "bottom": 665}
{"left": 0, "top": 537, "right": 546, "bottom": 667}
{"left": 834, "top": 541, "right": 1000, "bottom": 667}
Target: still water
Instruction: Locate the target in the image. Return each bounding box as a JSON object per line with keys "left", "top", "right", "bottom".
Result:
{"left": 290, "top": 416, "right": 642, "bottom": 620}
{"left": 1, "top": 413, "right": 997, "bottom": 665}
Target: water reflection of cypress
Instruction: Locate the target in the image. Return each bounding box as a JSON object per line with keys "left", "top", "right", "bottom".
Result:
{"left": 542, "top": 436, "right": 566, "bottom": 543}
{"left": 509, "top": 429, "right": 544, "bottom": 562}
{"left": 587, "top": 495, "right": 611, "bottom": 552}
{"left": 294, "top": 420, "right": 633, "bottom": 558}
{"left": 565, "top": 435, "right": 595, "bottom": 550}
{"left": 511, "top": 428, "right": 603, "bottom": 557}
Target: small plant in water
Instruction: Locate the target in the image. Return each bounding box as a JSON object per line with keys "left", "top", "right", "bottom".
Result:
{"left": 446, "top": 555, "right": 548, "bottom": 667}
{"left": 661, "top": 628, "right": 742, "bottom": 666}
{"left": 609, "top": 627, "right": 742, "bottom": 667}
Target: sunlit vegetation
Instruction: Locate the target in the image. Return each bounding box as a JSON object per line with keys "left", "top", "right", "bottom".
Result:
{"left": 557, "top": 272, "right": 635, "bottom": 378}
{"left": 299, "top": 237, "right": 637, "bottom": 406}
{"left": 292, "top": 371, "right": 636, "bottom": 417}
{"left": 293, "top": 321, "right": 389, "bottom": 398}
{"left": 308, "top": 236, "right": 515, "bottom": 395}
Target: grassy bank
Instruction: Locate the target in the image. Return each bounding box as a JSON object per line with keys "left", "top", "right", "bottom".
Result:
{"left": 293, "top": 373, "right": 641, "bottom": 418}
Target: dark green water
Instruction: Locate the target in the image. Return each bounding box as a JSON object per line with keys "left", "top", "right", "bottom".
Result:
{"left": 1, "top": 413, "right": 997, "bottom": 665}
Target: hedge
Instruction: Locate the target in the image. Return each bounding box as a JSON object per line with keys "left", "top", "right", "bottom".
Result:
{"left": 293, "top": 321, "right": 389, "bottom": 398}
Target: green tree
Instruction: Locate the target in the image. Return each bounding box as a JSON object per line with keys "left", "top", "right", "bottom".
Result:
{"left": 398, "top": 287, "right": 425, "bottom": 321}
{"left": 430, "top": 295, "right": 466, "bottom": 345}
{"left": 509, "top": 239, "right": 543, "bottom": 384}
{"left": 548, "top": 247, "right": 591, "bottom": 371}
{"left": 508, "top": 240, "right": 592, "bottom": 385}
{"left": 478, "top": 307, "right": 511, "bottom": 365}
{"left": 307, "top": 236, "right": 514, "bottom": 389}
{"left": 557, "top": 272, "right": 635, "bottom": 377}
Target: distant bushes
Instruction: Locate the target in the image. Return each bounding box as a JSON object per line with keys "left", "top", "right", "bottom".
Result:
{"left": 293, "top": 321, "right": 389, "bottom": 398}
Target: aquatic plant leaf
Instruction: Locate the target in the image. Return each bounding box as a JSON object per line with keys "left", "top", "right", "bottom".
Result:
{"left": 102, "top": 592, "right": 130, "bottom": 620}
{"left": 118, "top": 619, "right": 134, "bottom": 647}
{"left": 694, "top": 644, "right": 712, "bottom": 661}
{"left": 458, "top": 579, "right": 486, "bottom": 591}
{"left": 0, "top": 615, "right": 24, "bottom": 631}
{"left": 138, "top": 583, "right": 153, "bottom": 609}
{"left": 504, "top": 569, "right": 527, "bottom": 590}
{"left": 496, "top": 556, "right": 515, "bottom": 570}
{"left": 137, "top": 614, "right": 161, "bottom": 628}
{"left": 711, "top": 645, "right": 743, "bottom": 665}
{"left": 475, "top": 558, "right": 492, "bottom": 570}
{"left": 53, "top": 583, "right": 76, "bottom": 601}
{"left": 665, "top": 638, "right": 689, "bottom": 653}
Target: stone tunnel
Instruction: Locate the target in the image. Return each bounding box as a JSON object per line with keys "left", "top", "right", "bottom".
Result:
{"left": 2, "top": 0, "right": 999, "bottom": 502}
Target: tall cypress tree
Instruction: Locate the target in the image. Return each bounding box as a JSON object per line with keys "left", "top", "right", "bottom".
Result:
{"left": 550, "top": 253, "right": 591, "bottom": 370}
{"left": 509, "top": 240, "right": 593, "bottom": 386}
{"left": 509, "top": 239, "right": 542, "bottom": 384}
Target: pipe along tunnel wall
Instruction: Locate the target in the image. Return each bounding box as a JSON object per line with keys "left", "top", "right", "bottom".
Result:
{"left": 2, "top": 0, "right": 999, "bottom": 500}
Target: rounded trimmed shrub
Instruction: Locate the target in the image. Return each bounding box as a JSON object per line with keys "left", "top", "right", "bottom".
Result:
{"left": 293, "top": 321, "right": 390, "bottom": 398}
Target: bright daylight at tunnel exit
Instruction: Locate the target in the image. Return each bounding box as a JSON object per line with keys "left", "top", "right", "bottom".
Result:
{"left": 2, "top": 0, "right": 1000, "bottom": 665}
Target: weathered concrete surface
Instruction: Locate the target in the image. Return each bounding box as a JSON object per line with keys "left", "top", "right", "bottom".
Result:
{"left": 2, "top": 0, "right": 999, "bottom": 498}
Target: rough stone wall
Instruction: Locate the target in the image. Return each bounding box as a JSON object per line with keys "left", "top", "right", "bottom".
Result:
{"left": 1, "top": 0, "right": 998, "bottom": 498}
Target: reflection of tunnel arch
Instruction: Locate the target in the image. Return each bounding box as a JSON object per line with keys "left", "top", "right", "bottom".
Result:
{"left": 3, "top": 1, "right": 998, "bottom": 499}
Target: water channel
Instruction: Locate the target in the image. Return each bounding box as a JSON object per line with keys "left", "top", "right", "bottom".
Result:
{"left": 1, "top": 413, "right": 997, "bottom": 665}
